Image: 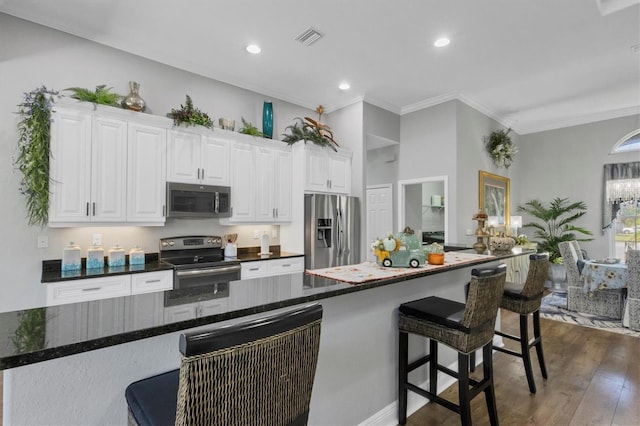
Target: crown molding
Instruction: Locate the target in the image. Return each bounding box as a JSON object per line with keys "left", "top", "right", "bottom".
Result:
{"left": 400, "top": 92, "right": 458, "bottom": 115}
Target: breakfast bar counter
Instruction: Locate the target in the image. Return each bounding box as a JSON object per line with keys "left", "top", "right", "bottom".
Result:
{"left": 2, "top": 247, "right": 533, "bottom": 425}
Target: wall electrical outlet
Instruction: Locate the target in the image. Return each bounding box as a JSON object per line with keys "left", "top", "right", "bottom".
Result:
{"left": 253, "top": 230, "right": 260, "bottom": 239}
{"left": 37, "top": 235, "right": 48, "bottom": 249}
{"left": 92, "top": 233, "right": 102, "bottom": 246}
{"left": 271, "top": 228, "right": 278, "bottom": 238}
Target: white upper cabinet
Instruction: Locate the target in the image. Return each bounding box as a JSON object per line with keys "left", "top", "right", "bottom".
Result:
{"left": 49, "top": 102, "right": 168, "bottom": 227}
{"left": 49, "top": 108, "right": 93, "bottom": 223}
{"left": 303, "top": 145, "right": 352, "bottom": 194}
{"left": 127, "top": 123, "right": 167, "bottom": 223}
{"left": 167, "top": 129, "right": 229, "bottom": 186}
{"left": 223, "top": 138, "right": 292, "bottom": 224}
{"left": 50, "top": 109, "right": 128, "bottom": 224}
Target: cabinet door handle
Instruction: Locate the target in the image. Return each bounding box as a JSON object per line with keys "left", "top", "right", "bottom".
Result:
{"left": 282, "top": 264, "right": 291, "bottom": 267}
{"left": 92, "top": 202, "right": 96, "bottom": 216}
{"left": 163, "top": 205, "right": 166, "bottom": 217}
{"left": 276, "top": 208, "right": 278, "bottom": 218}
{"left": 201, "top": 168, "right": 205, "bottom": 180}
{"left": 329, "top": 179, "right": 332, "bottom": 188}
{"left": 82, "top": 287, "right": 101, "bottom": 292}
{"left": 249, "top": 267, "right": 260, "bottom": 271}
{"left": 86, "top": 202, "right": 90, "bottom": 216}
{"left": 144, "top": 279, "right": 161, "bottom": 284}
{"left": 326, "top": 179, "right": 330, "bottom": 188}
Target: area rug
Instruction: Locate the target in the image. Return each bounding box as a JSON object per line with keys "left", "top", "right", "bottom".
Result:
{"left": 540, "top": 292, "right": 639, "bottom": 338}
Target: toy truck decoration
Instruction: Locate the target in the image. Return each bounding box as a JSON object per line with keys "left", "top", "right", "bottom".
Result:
{"left": 371, "top": 229, "right": 425, "bottom": 268}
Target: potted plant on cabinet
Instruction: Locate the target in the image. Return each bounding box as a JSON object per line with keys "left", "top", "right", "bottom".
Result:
{"left": 166, "top": 95, "right": 213, "bottom": 128}
{"left": 518, "top": 197, "right": 593, "bottom": 292}
{"left": 282, "top": 105, "right": 339, "bottom": 152}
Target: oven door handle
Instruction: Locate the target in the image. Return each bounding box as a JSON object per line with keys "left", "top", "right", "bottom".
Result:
{"left": 175, "top": 264, "right": 241, "bottom": 277}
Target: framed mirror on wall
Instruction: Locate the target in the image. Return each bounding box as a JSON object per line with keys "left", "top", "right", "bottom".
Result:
{"left": 479, "top": 170, "right": 510, "bottom": 230}
{"left": 398, "top": 176, "right": 448, "bottom": 245}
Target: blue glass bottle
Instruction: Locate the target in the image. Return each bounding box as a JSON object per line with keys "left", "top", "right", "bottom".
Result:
{"left": 262, "top": 101, "right": 273, "bottom": 139}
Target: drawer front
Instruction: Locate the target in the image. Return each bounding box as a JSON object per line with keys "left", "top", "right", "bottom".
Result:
{"left": 241, "top": 261, "right": 268, "bottom": 279}
{"left": 131, "top": 270, "right": 173, "bottom": 294}
{"left": 266, "top": 257, "right": 304, "bottom": 276}
{"left": 46, "top": 276, "right": 132, "bottom": 306}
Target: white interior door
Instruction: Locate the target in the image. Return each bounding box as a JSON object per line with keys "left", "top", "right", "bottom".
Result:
{"left": 366, "top": 184, "right": 393, "bottom": 261}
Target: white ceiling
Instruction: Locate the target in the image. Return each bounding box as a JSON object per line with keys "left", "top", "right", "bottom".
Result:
{"left": 1, "top": 0, "right": 639, "bottom": 134}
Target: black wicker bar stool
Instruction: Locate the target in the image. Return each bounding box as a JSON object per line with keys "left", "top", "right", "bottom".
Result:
{"left": 125, "top": 303, "right": 322, "bottom": 426}
{"left": 398, "top": 264, "right": 506, "bottom": 426}
{"left": 491, "top": 253, "right": 550, "bottom": 394}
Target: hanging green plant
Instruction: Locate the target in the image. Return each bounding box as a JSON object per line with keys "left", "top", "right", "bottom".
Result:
{"left": 483, "top": 128, "right": 517, "bottom": 168}
{"left": 64, "top": 85, "right": 122, "bottom": 107}
{"left": 238, "top": 117, "right": 265, "bottom": 137}
{"left": 15, "top": 86, "right": 59, "bottom": 227}
{"left": 166, "top": 95, "right": 213, "bottom": 128}
{"left": 281, "top": 105, "right": 339, "bottom": 152}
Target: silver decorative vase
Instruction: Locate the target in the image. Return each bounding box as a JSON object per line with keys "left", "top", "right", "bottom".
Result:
{"left": 547, "top": 263, "right": 567, "bottom": 293}
{"left": 122, "top": 81, "right": 146, "bottom": 112}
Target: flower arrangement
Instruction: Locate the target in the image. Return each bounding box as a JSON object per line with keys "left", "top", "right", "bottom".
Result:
{"left": 371, "top": 234, "right": 400, "bottom": 262}
{"left": 166, "top": 95, "right": 213, "bottom": 128}
{"left": 483, "top": 128, "right": 517, "bottom": 169}
{"left": 282, "top": 105, "right": 339, "bottom": 152}
{"left": 239, "top": 117, "right": 265, "bottom": 137}
{"left": 422, "top": 242, "right": 444, "bottom": 254}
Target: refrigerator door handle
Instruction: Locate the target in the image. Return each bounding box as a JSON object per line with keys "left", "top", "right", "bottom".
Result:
{"left": 336, "top": 207, "right": 344, "bottom": 257}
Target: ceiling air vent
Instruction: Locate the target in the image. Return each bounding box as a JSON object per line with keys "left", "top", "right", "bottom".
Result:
{"left": 295, "top": 28, "right": 323, "bottom": 46}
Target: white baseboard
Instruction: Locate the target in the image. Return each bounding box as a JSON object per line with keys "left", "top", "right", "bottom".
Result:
{"left": 357, "top": 353, "right": 485, "bottom": 426}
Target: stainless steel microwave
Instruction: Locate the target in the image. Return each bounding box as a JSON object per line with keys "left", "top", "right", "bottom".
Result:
{"left": 166, "top": 182, "right": 231, "bottom": 219}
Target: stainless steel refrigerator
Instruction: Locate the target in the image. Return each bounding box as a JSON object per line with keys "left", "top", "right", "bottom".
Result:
{"left": 304, "top": 193, "right": 361, "bottom": 270}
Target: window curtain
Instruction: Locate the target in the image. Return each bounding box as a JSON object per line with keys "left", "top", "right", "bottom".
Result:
{"left": 602, "top": 161, "right": 640, "bottom": 230}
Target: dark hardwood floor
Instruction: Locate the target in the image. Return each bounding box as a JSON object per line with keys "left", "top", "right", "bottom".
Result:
{"left": 406, "top": 308, "right": 640, "bottom": 426}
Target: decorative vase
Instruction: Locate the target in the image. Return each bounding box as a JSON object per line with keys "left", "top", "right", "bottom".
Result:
{"left": 262, "top": 101, "right": 273, "bottom": 139}
{"left": 122, "top": 81, "right": 146, "bottom": 112}
{"left": 547, "top": 263, "right": 567, "bottom": 293}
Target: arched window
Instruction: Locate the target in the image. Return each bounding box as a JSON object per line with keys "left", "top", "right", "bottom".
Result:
{"left": 611, "top": 129, "right": 640, "bottom": 154}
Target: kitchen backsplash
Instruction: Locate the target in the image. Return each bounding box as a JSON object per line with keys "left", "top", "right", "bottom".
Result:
{"left": 39, "top": 221, "right": 281, "bottom": 260}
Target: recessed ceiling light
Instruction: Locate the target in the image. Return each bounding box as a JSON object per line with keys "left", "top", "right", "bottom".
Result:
{"left": 339, "top": 82, "right": 351, "bottom": 91}
{"left": 434, "top": 38, "right": 450, "bottom": 48}
{"left": 246, "top": 44, "right": 261, "bottom": 54}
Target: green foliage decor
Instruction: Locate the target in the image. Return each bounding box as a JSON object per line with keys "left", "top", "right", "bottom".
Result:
{"left": 484, "top": 128, "right": 517, "bottom": 169}
{"left": 166, "top": 95, "right": 213, "bottom": 128}
{"left": 64, "top": 85, "right": 122, "bottom": 107}
{"left": 239, "top": 117, "right": 264, "bottom": 137}
{"left": 12, "top": 308, "right": 46, "bottom": 353}
{"left": 282, "top": 117, "right": 339, "bottom": 152}
{"left": 15, "top": 86, "right": 59, "bottom": 227}
{"left": 518, "top": 197, "right": 593, "bottom": 262}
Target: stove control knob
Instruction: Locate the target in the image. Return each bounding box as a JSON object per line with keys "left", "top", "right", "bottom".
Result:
{"left": 168, "top": 241, "right": 175, "bottom": 246}
{"left": 207, "top": 239, "right": 213, "bottom": 244}
{"left": 161, "top": 241, "right": 169, "bottom": 247}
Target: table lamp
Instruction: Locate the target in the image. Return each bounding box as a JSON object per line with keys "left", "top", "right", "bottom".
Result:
{"left": 511, "top": 215, "right": 522, "bottom": 236}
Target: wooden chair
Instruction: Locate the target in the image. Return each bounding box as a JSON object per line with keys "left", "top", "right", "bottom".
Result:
{"left": 125, "top": 304, "right": 323, "bottom": 426}
{"left": 398, "top": 265, "right": 506, "bottom": 425}
{"left": 559, "top": 241, "right": 625, "bottom": 319}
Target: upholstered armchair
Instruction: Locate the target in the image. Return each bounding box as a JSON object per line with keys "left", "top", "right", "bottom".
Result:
{"left": 626, "top": 249, "right": 640, "bottom": 331}
{"left": 558, "top": 240, "right": 625, "bottom": 319}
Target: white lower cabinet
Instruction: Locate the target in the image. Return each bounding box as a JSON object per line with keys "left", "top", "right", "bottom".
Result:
{"left": 46, "top": 275, "right": 132, "bottom": 306}
{"left": 46, "top": 271, "right": 173, "bottom": 306}
{"left": 163, "top": 298, "right": 229, "bottom": 323}
{"left": 240, "top": 257, "right": 304, "bottom": 280}
{"left": 131, "top": 270, "right": 173, "bottom": 294}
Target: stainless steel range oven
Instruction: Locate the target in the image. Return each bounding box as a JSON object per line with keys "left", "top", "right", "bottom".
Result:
{"left": 159, "top": 235, "right": 241, "bottom": 306}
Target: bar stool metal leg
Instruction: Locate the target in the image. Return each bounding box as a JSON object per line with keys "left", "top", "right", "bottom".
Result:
{"left": 482, "top": 343, "right": 499, "bottom": 426}
{"left": 533, "top": 310, "right": 548, "bottom": 379}
{"left": 398, "top": 331, "right": 409, "bottom": 425}
{"left": 429, "top": 339, "right": 438, "bottom": 396}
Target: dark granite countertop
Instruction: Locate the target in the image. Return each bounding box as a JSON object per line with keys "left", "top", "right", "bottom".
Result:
{"left": 4, "top": 248, "right": 533, "bottom": 370}
{"left": 41, "top": 248, "right": 304, "bottom": 283}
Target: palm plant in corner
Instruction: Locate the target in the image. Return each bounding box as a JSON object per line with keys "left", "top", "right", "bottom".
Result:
{"left": 282, "top": 105, "right": 339, "bottom": 152}
{"left": 518, "top": 197, "right": 593, "bottom": 263}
